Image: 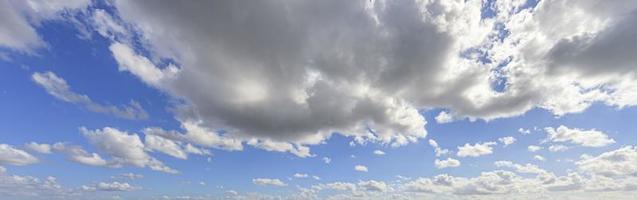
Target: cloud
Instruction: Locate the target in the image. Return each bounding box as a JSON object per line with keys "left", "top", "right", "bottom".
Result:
{"left": 0, "top": 167, "right": 70, "bottom": 198}
{"left": 435, "top": 111, "right": 454, "bottom": 124}
{"left": 357, "top": 180, "right": 389, "bottom": 192}
{"left": 24, "top": 142, "right": 52, "bottom": 154}
{"left": 354, "top": 165, "right": 368, "bottom": 172}
{"left": 528, "top": 145, "right": 543, "bottom": 152}
{"left": 545, "top": 125, "right": 615, "bottom": 147}
{"left": 577, "top": 146, "right": 637, "bottom": 177}
{"left": 373, "top": 150, "right": 386, "bottom": 156}
{"left": 534, "top": 155, "right": 546, "bottom": 161}
{"left": 498, "top": 136, "right": 516, "bottom": 147}
{"left": 428, "top": 139, "right": 450, "bottom": 157}
{"left": 0, "top": 144, "right": 38, "bottom": 166}
{"left": 51, "top": 143, "right": 108, "bottom": 167}
{"left": 322, "top": 157, "right": 331, "bottom": 164}
{"left": 32, "top": 71, "right": 148, "bottom": 120}
{"left": 293, "top": 173, "right": 308, "bottom": 178}
{"left": 434, "top": 158, "right": 461, "bottom": 169}
{"left": 80, "top": 127, "right": 177, "bottom": 174}
{"left": 252, "top": 178, "right": 286, "bottom": 187}
{"left": 549, "top": 145, "right": 569, "bottom": 152}
{"left": 83, "top": 181, "right": 138, "bottom": 192}
{"left": 144, "top": 134, "right": 188, "bottom": 160}
{"left": 111, "top": 173, "right": 143, "bottom": 180}
{"left": 456, "top": 142, "right": 496, "bottom": 157}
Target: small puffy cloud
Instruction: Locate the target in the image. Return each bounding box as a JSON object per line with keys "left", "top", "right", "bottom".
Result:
{"left": 24, "top": 142, "right": 52, "bottom": 154}
{"left": 518, "top": 128, "right": 531, "bottom": 135}
{"left": 51, "top": 143, "right": 108, "bottom": 167}
{"left": 534, "top": 155, "right": 546, "bottom": 161}
{"left": 293, "top": 173, "right": 308, "bottom": 178}
{"left": 498, "top": 136, "right": 516, "bottom": 147}
{"left": 32, "top": 71, "right": 148, "bottom": 120}
{"left": 358, "top": 180, "right": 388, "bottom": 192}
{"left": 428, "top": 139, "right": 450, "bottom": 157}
{"left": 435, "top": 111, "right": 454, "bottom": 124}
{"left": 434, "top": 158, "right": 461, "bottom": 169}
{"left": 494, "top": 161, "right": 548, "bottom": 175}
{"left": 545, "top": 126, "right": 615, "bottom": 147}
{"left": 83, "top": 181, "right": 138, "bottom": 192}
{"left": 549, "top": 145, "right": 569, "bottom": 152}
{"left": 252, "top": 178, "right": 286, "bottom": 187}
{"left": 322, "top": 157, "right": 331, "bottom": 164}
{"left": 81, "top": 127, "right": 177, "bottom": 174}
{"left": 373, "top": 150, "right": 386, "bottom": 156}
{"left": 456, "top": 142, "right": 496, "bottom": 157}
{"left": 354, "top": 165, "right": 368, "bottom": 172}
{"left": 144, "top": 134, "right": 188, "bottom": 160}
{"left": 577, "top": 146, "right": 637, "bottom": 177}
{"left": 0, "top": 144, "right": 38, "bottom": 166}
{"left": 528, "top": 145, "right": 543, "bottom": 152}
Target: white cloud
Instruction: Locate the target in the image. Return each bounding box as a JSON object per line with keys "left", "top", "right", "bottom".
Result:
{"left": 81, "top": 127, "right": 177, "bottom": 174}
{"left": 357, "top": 180, "right": 388, "bottom": 192}
{"left": 428, "top": 139, "right": 450, "bottom": 157}
{"left": 51, "top": 143, "right": 108, "bottom": 167}
{"left": 518, "top": 128, "right": 531, "bottom": 135}
{"left": 498, "top": 136, "right": 516, "bottom": 147}
{"left": 456, "top": 142, "right": 496, "bottom": 157}
{"left": 0, "top": 167, "right": 69, "bottom": 198}
{"left": 549, "top": 145, "right": 569, "bottom": 152}
{"left": 252, "top": 178, "right": 286, "bottom": 187}
{"left": 83, "top": 181, "right": 138, "bottom": 192}
{"left": 435, "top": 111, "right": 454, "bottom": 124}
{"left": 434, "top": 158, "right": 461, "bottom": 169}
{"left": 322, "top": 157, "right": 331, "bottom": 164}
{"left": 0, "top": 144, "right": 38, "bottom": 166}
{"left": 354, "top": 165, "right": 368, "bottom": 172}
{"left": 528, "top": 145, "right": 543, "bottom": 152}
{"left": 534, "top": 155, "right": 546, "bottom": 161}
{"left": 144, "top": 134, "right": 188, "bottom": 160}
{"left": 373, "top": 150, "right": 386, "bottom": 156}
{"left": 24, "top": 142, "right": 52, "bottom": 154}
{"left": 545, "top": 126, "right": 615, "bottom": 147}
{"left": 577, "top": 146, "right": 637, "bottom": 177}
{"left": 293, "top": 173, "right": 308, "bottom": 178}
{"left": 32, "top": 71, "right": 148, "bottom": 120}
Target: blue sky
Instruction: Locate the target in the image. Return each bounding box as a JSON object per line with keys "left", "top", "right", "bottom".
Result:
{"left": 1, "top": 0, "right": 637, "bottom": 199}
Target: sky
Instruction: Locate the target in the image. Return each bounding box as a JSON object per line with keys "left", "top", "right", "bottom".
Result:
{"left": 1, "top": 0, "right": 637, "bottom": 199}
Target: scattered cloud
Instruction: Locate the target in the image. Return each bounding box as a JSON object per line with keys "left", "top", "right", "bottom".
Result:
{"left": 498, "top": 136, "right": 516, "bottom": 147}
{"left": 528, "top": 145, "right": 543, "bottom": 152}
{"left": 354, "top": 165, "right": 368, "bottom": 172}
{"left": 0, "top": 144, "right": 38, "bottom": 166}
{"left": 428, "top": 139, "right": 450, "bottom": 157}
{"left": 434, "top": 158, "right": 461, "bottom": 169}
{"left": 457, "top": 142, "right": 496, "bottom": 157}
{"left": 373, "top": 150, "right": 386, "bottom": 156}
{"left": 252, "top": 178, "right": 286, "bottom": 187}
{"left": 545, "top": 126, "right": 615, "bottom": 147}
{"left": 32, "top": 71, "right": 148, "bottom": 120}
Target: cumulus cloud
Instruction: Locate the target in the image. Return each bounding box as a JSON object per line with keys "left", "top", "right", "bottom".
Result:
{"left": 545, "top": 125, "right": 615, "bottom": 147}
{"left": 0, "top": 167, "right": 70, "bottom": 198}
{"left": 354, "top": 165, "right": 369, "bottom": 172}
{"left": 534, "top": 155, "right": 546, "bottom": 161}
{"left": 0, "top": 144, "right": 38, "bottom": 166}
{"left": 83, "top": 181, "right": 138, "bottom": 192}
{"left": 435, "top": 111, "right": 454, "bottom": 124}
{"left": 373, "top": 150, "right": 386, "bottom": 156}
{"left": 32, "top": 71, "right": 148, "bottom": 120}
{"left": 51, "top": 143, "right": 108, "bottom": 167}
{"left": 498, "top": 136, "right": 516, "bottom": 147}
{"left": 81, "top": 127, "right": 177, "bottom": 174}
{"left": 428, "top": 139, "right": 450, "bottom": 157}
{"left": 322, "top": 157, "right": 331, "bottom": 164}
{"left": 577, "top": 146, "right": 637, "bottom": 177}
{"left": 549, "top": 145, "right": 569, "bottom": 152}
{"left": 252, "top": 178, "right": 286, "bottom": 187}
{"left": 24, "top": 142, "right": 52, "bottom": 154}
{"left": 456, "top": 142, "right": 496, "bottom": 157}
{"left": 434, "top": 158, "right": 461, "bottom": 169}
{"left": 528, "top": 145, "right": 543, "bottom": 152}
